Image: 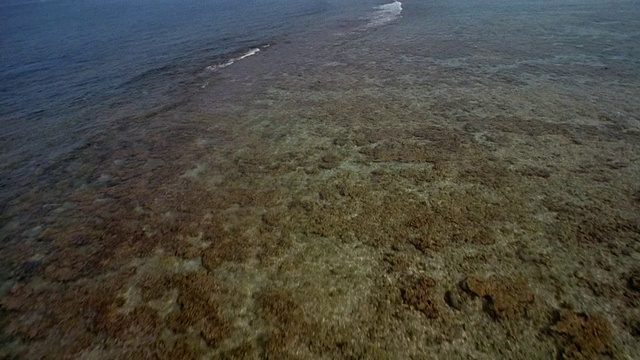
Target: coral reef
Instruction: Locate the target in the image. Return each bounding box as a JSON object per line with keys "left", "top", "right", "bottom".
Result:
{"left": 461, "top": 276, "right": 535, "bottom": 321}
{"left": 550, "top": 309, "right": 613, "bottom": 359}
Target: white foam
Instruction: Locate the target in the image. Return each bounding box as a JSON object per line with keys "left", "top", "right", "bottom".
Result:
{"left": 206, "top": 46, "right": 267, "bottom": 72}
{"left": 367, "top": 1, "right": 403, "bottom": 28}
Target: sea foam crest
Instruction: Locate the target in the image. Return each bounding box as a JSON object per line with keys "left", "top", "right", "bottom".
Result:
{"left": 367, "top": 1, "right": 403, "bottom": 28}
{"left": 206, "top": 46, "right": 266, "bottom": 71}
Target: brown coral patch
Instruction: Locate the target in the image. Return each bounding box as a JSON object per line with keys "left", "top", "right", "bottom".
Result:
{"left": 357, "top": 126, "right": 466, "bottom": 164}
{"left": 255, "top": 287, "right": 398, "bottom": 358}
{"left": 148, "top": 335, "right": 206, "bottom": 360}
{"left": 293, "top": 171, "right": 512, "bottom": 254}
{"left": 400, "top": 277, "right": 440, "bottom": 319}
{"left": 549, "top": 309, "right": 612, "bottom": 359}
{"left": 461, "top": 275, "right": 534, "bottom": 320}
{"left": 139, "top": 273, "right": 174, "bottom": 302}
{"left": 574, "top": 216, "right": 639, "bottom": 245}
{"left": 94, "top": 305, "right": 161, "bottom": 339}
{"left": 0, "top": 271, "right": 145, "bottom": 358}
{"left": 167, "top": 271, "right": 231, "bottom": 346}
{"left": 255, "top": 289, "right": 308, "bottom": 357}
{"left": 215, "top": 341, "right": 259, "bottom": 360}
{"left": 202, "top": 236, "right": 251, "bottom": 270}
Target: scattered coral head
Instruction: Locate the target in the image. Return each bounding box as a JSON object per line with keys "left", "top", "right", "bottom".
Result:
{"left": 550, "top": 309, "right": 612, "bottom": 359}
{"left": 401, "top": 277, "right": 439, "bottom": 319}
{"left": 461, "top": 275, "right": 534, "bottom": 320}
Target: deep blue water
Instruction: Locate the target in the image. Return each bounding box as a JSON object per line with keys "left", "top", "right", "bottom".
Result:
{"left": 0, "top": 0, "right": 382, "bottom": 202}
{"left": 1, "top": 0, "right": 325, "bottom": 121}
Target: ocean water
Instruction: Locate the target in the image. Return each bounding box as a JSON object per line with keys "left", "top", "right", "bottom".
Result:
{"left": 1, "top": 0, "right": 640, "bottom": 358}
{"left": 0, "top": 0, "right": 385, "bottom": 206}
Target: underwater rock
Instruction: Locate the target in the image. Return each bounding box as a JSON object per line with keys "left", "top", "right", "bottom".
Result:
{"left": 319, "top": 153, "right": 341, "bottom": 169}
{"left": 628, "top": 272, "right": 640, "bottom": 292}
{"left": 444, "top": 290, "right": 462, "bottom": 311}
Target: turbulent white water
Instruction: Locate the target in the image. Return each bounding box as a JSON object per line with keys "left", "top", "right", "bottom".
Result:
{"left": 367, "top": 1, "right": 403, "bottom": 28}
{"left": 206, "top": 46, "right": 268, "bottom": 71}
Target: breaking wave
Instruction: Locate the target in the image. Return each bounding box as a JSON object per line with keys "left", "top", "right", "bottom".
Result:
{"left": 367, "top": 1, "right": 403, "bottom": 28}
{"left": 206, "top": 45, "right": 270, "bottom": 71}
